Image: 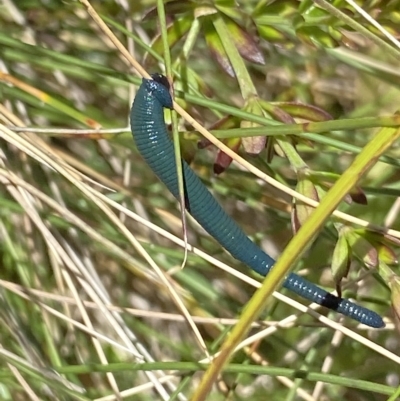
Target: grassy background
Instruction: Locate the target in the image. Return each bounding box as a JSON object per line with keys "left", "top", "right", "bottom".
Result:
{"left": 0, "top": 0, "right": 400, "bottom": 400}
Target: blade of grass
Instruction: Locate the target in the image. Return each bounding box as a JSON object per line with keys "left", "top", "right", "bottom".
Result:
{"left": 55, "top": 361, "right": 397, "bottom": 397}
{"left": 313, "top": 0, "right": 400, "bottom": 60}
{"left": 0, "top": 72, "right": 101, "bottom": 128}
{"left": 344, "top": 0, "right": 400, "bottom": 51}
{"left": 156, "top": 0, "right": 189, "bottom": 270}
{"left": 156, "top": 0, "right": 209, "bottom": 359}
{"left": 212, "top": 14, "right": 257, "bottom": 98}
{"left": 212, "top": 116, "right": 400, "bottom": 138}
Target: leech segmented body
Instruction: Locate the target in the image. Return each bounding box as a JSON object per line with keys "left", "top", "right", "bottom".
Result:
{"left": 130, "top": 74, "right": 384, "bottom": 328}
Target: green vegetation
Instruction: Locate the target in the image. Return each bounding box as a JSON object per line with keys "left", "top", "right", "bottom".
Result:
{"left": 0, "top": 0, "right": 399, "bottom": 400}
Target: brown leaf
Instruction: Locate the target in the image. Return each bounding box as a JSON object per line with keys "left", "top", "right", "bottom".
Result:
{"left": 241, "top": 98, "right": 267, "bottom": 155}
{"left": 225, "top": 16, "right": 265, "bottom": 65}
{"left": 203, "top": 19, "right": 235, "bottom": 77}
{"left": 272, "top": 102, "right": 333, "bottom": 122}
{"left": 214, "top": 138, "right": 241, "bottom": 174}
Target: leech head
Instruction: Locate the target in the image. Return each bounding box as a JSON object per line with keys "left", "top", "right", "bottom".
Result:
{"left": 151, "top": 73, "right": 170, "bottom": 91}
{"left": 143, "top": 74, "right": 173, "bottom": 109}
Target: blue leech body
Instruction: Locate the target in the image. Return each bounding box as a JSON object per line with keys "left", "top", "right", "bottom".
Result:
{"left": 130, "top": 75, "right": 384, "bottom": 329}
